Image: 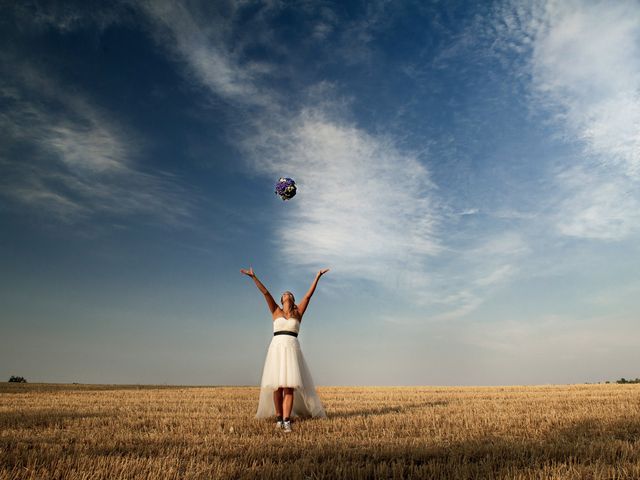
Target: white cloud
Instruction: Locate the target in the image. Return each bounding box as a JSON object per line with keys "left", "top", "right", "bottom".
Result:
{"left": 458, "top": 208, "right": 479, "bottom": 216}
{"left": 133, "top": 2, "right": 449, "bottom": 306}
{"left": 4, "top": 179, "right": 88, "bottom": 222}
{"left": 0, "top": 59, "right": 193, "bottom": 225}
{"left": 554, "top": 166, "right": 640, "bottom": 240}
{"left": 242, "top": 108, "right": 442, "bottom": 301}
{"left": 133, "top": 1, "right": 548, "bottom": 315}
{"left": 502, "top": 0, "right": 640, "bottom": 240}
{"left": 429, "top": 291, "right": 484, "bottom": 322}
{"left": 474, "top": 264, "right": 516, "bottom": 287}
{"left": 468, "top": 230, "right": 531, "bottom": 258}
{"left": 425, "top": 231, "right": 529, "bottom": 319}
{"left": 531, "top": 1, "right": 640, "bottom": 176}
{"left": 136, "top": 0, "right": 271, "bottom": 106}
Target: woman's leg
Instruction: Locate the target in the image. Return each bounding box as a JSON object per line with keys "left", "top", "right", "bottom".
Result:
{"left": 273, "top": 388, "right": 284, "bottom": 418}
{"left": 282, "top": 387, "right": 294, "bottom": 419}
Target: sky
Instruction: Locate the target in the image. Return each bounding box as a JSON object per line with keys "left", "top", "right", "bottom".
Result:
{"left": 1, "top": 0, "right": 639, "bottom": 386}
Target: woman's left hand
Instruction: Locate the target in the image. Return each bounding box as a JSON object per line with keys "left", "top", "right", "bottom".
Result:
{"left": 318, "top": 268, "right": 330, "bottom": 276}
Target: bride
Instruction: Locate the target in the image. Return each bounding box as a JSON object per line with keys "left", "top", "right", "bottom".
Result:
{"left": 240, "top": 266, "right": 329, "bottom": 432}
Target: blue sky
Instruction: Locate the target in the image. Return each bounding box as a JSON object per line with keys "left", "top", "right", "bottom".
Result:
{"left": 1, "top": 0, "right": 639, "bottom": 386}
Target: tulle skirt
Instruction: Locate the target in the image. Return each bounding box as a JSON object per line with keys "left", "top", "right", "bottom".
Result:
{"left": 255, "top": 334, "right": 326, "bottom": 419}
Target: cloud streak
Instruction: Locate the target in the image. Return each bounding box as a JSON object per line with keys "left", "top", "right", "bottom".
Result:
{"left": 133, "top": 1, "right": 449, "bottom": 306}
{"left": 0, "top": 57, "right": 193, "bottom": 226}
{"left": 131, "top": 0, "right": 640, "bottom": 317}
{"left": 136, "top": 0, "right": 273, "bottom": 107}
{"left": 496, "top": 0, "right": 640, "bottom": 240}
{"left": 242, "top": 108, "right": 442, "bottom": 298}
{"left": 530, "top": 1, "right": 640, "bottom": 177}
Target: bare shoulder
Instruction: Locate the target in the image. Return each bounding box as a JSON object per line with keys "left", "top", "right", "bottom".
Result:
{"left": 271, "top": 306, "right": 303, "bottom": 322}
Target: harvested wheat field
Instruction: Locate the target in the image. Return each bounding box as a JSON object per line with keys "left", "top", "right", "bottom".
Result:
{"left": 1, "top": 383, "right": 639, "bottom": 479}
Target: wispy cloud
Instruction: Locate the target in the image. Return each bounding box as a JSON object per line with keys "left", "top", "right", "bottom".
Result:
{"left": 426, "top": 230, "right": 530, "bottom": 320}
{"left": 0, "top": 57, "right": 193, "bottom": 225}
{"left": 131, "top": 0, "right": 555, "bottom": 316}
{"left": 529, "top": 1, "right": 640, "bottom": 176}
{"left": 131, "top": 0, "right": 637, "bottom": 320}
{"left": 133, "top": 1, "right": 449, "bottom": 306}
{"left": 496, "top": 0, "right": 640, "bottom": 240}
{"left": 6, "top": 0, "right": 130, "bottom": 33}
{"left": 332, "top": 0, "right": 397, "bottom": 66}
{"left": 136, "top": 0, "right": 273, "bottom": 106}
{"left": 553, "top": 165, "right": 640, "bottom": 240}
{"left": 403, "top": 0, "right": 640, "bottom": 320}
{"left": 242, "top": 108, "right": 442, "bottom": 294}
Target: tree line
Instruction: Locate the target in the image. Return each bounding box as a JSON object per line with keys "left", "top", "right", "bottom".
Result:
{"left": 7, "top": 376, "right": 640, "bottom": 384}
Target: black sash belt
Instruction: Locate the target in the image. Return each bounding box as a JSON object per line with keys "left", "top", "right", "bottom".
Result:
{"left": 274, "top": 331, "right": 298, "bottom": 337}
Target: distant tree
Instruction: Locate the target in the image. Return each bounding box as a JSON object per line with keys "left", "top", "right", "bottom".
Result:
{"left": 615, "top": 377, "right": 640, "bottom": 384}
{"left": 8, "top": 376, "right": 27, "bottom": 383}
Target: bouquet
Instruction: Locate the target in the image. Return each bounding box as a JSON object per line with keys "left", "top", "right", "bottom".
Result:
{"left": 275, "top": 177, "right": 297, "bottom": 201}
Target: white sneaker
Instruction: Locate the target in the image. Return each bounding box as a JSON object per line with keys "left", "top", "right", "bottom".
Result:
{"left": 276, "top": 419, "right": 283, "bottom": 430}
{"left": 282, "top": 420, "right": 292, "bottom": 432}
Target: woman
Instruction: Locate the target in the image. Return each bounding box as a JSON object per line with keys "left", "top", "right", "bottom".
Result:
{"left": 240, "top": 266, "right": 329, "bottom": 432}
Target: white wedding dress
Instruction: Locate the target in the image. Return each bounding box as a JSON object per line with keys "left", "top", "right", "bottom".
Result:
{"left": 255, "top": 316, "right": 326, "bottom": 419}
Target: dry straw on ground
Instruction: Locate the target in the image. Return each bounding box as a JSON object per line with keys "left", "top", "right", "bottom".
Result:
{"left": 1, "top": 383, "right": 639, "bottom": 479}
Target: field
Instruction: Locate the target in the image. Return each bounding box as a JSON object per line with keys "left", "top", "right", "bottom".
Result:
{"left": 1, "top": 383, "right": 639, "bottom": 479}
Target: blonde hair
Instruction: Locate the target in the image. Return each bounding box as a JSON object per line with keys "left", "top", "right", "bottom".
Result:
{"left": 280, "top": 291, "right": 295, "bottom": 305}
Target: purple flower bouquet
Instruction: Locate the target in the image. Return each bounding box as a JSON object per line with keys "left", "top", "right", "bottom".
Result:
{"left": 275, "top": 177, "right": 297, "bottom": 201}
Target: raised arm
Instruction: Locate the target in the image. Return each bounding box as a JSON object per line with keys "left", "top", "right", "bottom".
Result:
{"left": 240, "top": 267, "right": 279, "bottom": 314}
{"left": 297, "top": 268, "right": 329, "bottom": 318}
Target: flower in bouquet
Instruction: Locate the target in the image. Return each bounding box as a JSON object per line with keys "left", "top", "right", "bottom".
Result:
{"left": 275, "top": 177, "right": 297, "bottom": 201}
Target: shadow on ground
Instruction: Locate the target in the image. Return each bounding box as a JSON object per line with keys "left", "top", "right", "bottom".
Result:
{"left": 245, "top": 416, "right": 640, "bottom": 479}
{"left": 0, "top": 410, "right": 109, "bottom": 429}
{"left": 326, "top": 401, "right": 449, "bottom": 419}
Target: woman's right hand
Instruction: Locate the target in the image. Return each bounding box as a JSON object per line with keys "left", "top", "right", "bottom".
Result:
{"left": 240, "top": 267, "right": 255, "bottom": 278}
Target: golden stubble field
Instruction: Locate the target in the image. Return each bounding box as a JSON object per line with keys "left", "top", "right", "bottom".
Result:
{"left": 1, "top": 383, "right": 639, "bottom": 479}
